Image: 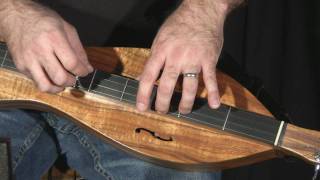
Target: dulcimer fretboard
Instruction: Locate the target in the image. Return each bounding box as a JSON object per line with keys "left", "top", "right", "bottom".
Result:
{"left": 0, "top": 43, "right": 286, "bottom": 146}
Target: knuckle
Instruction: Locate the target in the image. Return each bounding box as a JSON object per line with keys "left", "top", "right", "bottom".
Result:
{"left": 181, "top": 95, "right": 195, "bottom": 105}
{"left": 53, "top": 71, "right": 68, "bottom": 86}
{"left": 165, "top": 65, "right": 179, "bottom": 78}
{"left": 14, "top": 61, "right": 26, "bottom": 72}
{"left": 210, "top": 87, "right": 220, "bottom": 94}
{"left": 158, "top": 84, "right": 172, "bottom": 97}
{"left": 65, "top": 60, "right": 78, "bottom": 72}
{"left": 69, "top": 25, "right": 77, "bottom": 33}
{"left": 38, "top": 81, "right": 52, "bottom": 92}
{"left": 38, "top": 29, "right": 62, "bottom": 46}
{"left": 38, "top": 32, "right": 54, "bottom": 43}
{"left": 64, "top": 21, "right": 76, "bottom": 31}
{"left": 140, "top": 73, "right": 156, "bottom": 84}
{"left": 166, "top": 70, "right": 179, "bottom": 80}
{"left": 204, "top": 71, "right": 216, "bottom": 81}
{"left": 184, "top": 85, "right": 197, "bottom": 94}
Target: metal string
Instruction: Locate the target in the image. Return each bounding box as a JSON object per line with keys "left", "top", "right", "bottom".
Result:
{"left": 0, "top": 45, "right": 278, "bottom": 145}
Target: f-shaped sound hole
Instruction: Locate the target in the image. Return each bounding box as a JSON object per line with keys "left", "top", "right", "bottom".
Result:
{"left": 135, "top": 128, "right": 173, "bottom": 142}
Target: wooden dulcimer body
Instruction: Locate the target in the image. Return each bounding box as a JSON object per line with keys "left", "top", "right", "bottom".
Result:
{"left": 0, "top": 43, "right": 319, "bottom": 170}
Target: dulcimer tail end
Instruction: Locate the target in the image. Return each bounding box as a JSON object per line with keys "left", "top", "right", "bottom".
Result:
{"left": 278, "top": 123, "right": 320, "bottom": 165}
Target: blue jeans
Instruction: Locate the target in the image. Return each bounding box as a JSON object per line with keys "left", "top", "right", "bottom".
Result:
{"left": 0, "top": 109, "right": 221, "bottom": 180}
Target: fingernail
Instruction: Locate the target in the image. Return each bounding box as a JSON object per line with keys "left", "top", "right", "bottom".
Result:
{"left": 87, "top": 65, "right": 94, "bottom": 72}
{"left": 179, "top": 109, "right": 191, "bottom": 115}
{"left": 137, "top": 102, "right": 147, "bottom": 111}
{"left": 210, "top": 97, "right": 221, "bottom": 109}
{"left": 157, "top": 110, "right": 167, "bottom": 114}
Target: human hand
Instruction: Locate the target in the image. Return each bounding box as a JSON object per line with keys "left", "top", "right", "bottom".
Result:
{"left": 0, "top": 0, "right": 93, "bottom": 93}
{"left": 137, "top": 0, "right": 236, "bottom": 114}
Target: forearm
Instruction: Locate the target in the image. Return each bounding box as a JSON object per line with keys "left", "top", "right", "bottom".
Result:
{"left": 0, "top": 0, "right": 19, "bottom": 40}
{"left": 181, "top": 0, "right": 245, "bottom": 15}
{"left": 136, "top": 0, "right": 245, "bottom": 112}
{"left": 0, "top": 0, "right": 45, "bottom": 42}
{"left": 166, "top": 0, "right": 244, "bottom": 40}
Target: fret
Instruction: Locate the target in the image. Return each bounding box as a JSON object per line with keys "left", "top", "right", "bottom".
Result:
{"left": 75, "top": 70, "right": 95, "bottom": 90}
{"left": 1, "top": 50, "right": 7, "bottom": 67}
{"left": 121, "top": 79, "right": 139, "bottom": 104}
{"left": 121, "top": 93, "right": 136, "bottom": 105}
{"left": 87, "top": 70, "right": 97, "bottom": 91}
{"left": 222, "top": 106, "right": 232, "bottom": 130}
{"left": 89, "top": 70, "right": 126, "bottom": 100}
{"left": 125, "top": 79, "right": 139, "bottom": 95}
{"left": 167, "top": 93, "right": 229, "bottom": 129}
{"left": 225, "top": 109, "right": 280, "bottom": 144}
{"left": 186, "top": 104, "right": 230, "bottom": 129}
{"left": 0, "top": 44, "right": 17, "bottom": 72}
{"left": 1, "top": 50, "right": 18, "bottom": 72}
{"left": 120, "top": 79, "right": 129, "bottom": 101}
{"left": 0, "top": 42, "right": 281, "bottom": 146}
{"left": 179, "top": 113, "right": 223, "bottom": 129}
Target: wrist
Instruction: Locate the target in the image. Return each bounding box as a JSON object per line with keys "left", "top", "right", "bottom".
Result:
{"left": 0, "top": 0, "right": 14, "bottom": 41}
{"left": 173, "top": 0, "right": 231, "bottom": 34}
{"left": 0, "top": 0, "right": 54, "bottom": 43}
{"left": 181, "top": 0, "right": 244, "bottom": 18}
{"left": 0, "top": 0, "right": 38, "bottom": 42}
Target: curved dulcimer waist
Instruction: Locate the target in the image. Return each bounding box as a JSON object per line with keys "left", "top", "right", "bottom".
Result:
{"left": 0, "top": 43, "right": 319, "bottom": 170}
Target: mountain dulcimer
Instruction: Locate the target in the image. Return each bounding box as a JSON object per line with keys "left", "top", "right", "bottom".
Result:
{"left": 0, "top": 42, "right": 319, "bottom": 170}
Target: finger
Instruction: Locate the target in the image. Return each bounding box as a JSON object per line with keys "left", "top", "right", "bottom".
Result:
{"left": 21, "top": 69, "right": 33, "bottom": 80}
{"left": 155, "top": 63, "right": 181, "bottom": 113}
{"left": 29, "top": 62, "right": 64, "bottom": 93}
{"left": 136, "top": 51, "right": 165, "bottom": 111}
{"left": 179, "top": 69, "right": 200, "bottom": 114}
{"left": 40, "top": 53, "right": 76, "bottom": 87}
{"left": 52, "top": 31, "right": 90, "bottom": 77}
{"left": 13, "top": 59, "right": 32, "bottom": 79}
{"left": 202, "top": 62, "right": 220, "bottom": 108}
{"left": 63, "top": 23, "right": 93, "bottom": 72}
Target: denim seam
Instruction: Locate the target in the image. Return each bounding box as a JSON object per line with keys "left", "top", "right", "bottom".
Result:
{"left": 12, "top": 124, "right": 44, "bottom": 171}
{"left": 46, "top": 113, "right": 114, "bottom": 180}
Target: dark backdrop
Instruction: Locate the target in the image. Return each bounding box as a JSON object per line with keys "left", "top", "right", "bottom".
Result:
{"left": 39, "top": 0, "right": 320, "bottom": 179}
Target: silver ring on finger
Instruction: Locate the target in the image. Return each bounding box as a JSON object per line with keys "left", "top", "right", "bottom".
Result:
{"left": 183, "top": 72, "right": 198, "bottom": 78}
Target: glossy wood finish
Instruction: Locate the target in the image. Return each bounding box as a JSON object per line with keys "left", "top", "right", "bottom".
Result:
{"left": 86, "top": 47, "right": 273, "bottom": 117}
{"left": 0, "top": 46, "right": 318, "bottom": 170}
{"left": 0, "top": 46, "right": 279, "bottom": 170}
{"left": 279, "top": 124, "right": 320, "bottom": 165}
{"left": 0, "top": 68, "right": 277, "bottom": 170}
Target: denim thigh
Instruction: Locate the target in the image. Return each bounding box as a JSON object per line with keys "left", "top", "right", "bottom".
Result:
{"left": 0, "top": 109, "right": 58, "bottom": 180}
{"left": 45, "top": 113, "right": 221, "bottom": 180}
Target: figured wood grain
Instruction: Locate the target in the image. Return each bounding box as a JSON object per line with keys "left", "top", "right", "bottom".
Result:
{"left": 0, "top": 58, "right": 277, "bottom": 170}
{"left": 86, "top": 47, "right": 273, "bottom": 117}
{"left": 1, "top": 42, "right": 319, "bottom": 168}
{"left": 279, "top": 124, "right": 320, "bottom": 164}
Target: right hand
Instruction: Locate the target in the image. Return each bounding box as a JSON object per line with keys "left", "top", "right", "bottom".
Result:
{"left": 2, "top": 0, "right": 93, "bottom": 93}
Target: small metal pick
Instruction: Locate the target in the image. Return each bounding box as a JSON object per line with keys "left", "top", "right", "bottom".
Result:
{"left": 73, "top": 76, "right": 81, "bottom": 88}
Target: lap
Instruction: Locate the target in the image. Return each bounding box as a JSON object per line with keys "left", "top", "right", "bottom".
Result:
{"left": 0, "top": 109, "right": 221, "bottom": 180}
{"left": 0, "top": 109, "right": 58, "bottom": 180}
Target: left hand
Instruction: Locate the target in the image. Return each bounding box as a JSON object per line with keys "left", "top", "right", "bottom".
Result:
{"left": 137, "top": 0, "right": 231, "bottom": 114}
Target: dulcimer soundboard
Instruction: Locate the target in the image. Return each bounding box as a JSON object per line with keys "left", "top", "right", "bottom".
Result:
{"left": 0, "top": 42, "right": 319, "bottom": 173}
